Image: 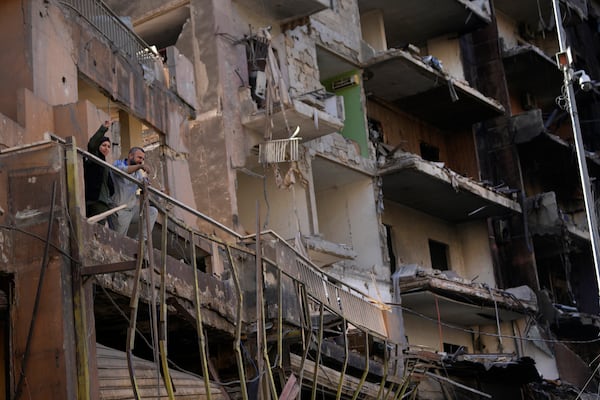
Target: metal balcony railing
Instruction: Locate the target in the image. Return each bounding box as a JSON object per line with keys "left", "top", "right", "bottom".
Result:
{"left": 59, "top": 0, "right": 159, "bottom": 68}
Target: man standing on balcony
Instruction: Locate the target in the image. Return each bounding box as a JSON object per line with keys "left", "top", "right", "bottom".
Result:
{"left": 109, "top": 146, "right": 158, "bottom": 239}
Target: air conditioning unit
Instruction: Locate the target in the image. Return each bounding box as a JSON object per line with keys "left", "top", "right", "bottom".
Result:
{"left": 323, "top": 95, "right": 345, "bottom": 120}
{"left": 331, "top": 74, "right": 359, "bottom": 90}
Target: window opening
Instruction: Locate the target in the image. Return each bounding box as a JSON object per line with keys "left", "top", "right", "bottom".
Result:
{"left": 429, "top": 239, "right": 449, "bottom": 270}
{"left": 420, "top": 142, "right": 440, "bottom": 162}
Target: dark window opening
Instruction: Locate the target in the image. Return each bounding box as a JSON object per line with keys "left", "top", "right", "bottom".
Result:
{"left": 429, "top": 239, "right": 449, "bottom": 270}
{"left": 420, "top": 142, "right": 439, "bottom": 162}
{"left": 443, "top": 342, "right": 464, "bottom": 355}
{"left": 385, "top": 224, "right": 397, "bottom": 274}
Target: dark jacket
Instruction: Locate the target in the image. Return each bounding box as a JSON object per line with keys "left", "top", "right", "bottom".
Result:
{"left": 84, "top": 125, "right": 114, "bottom": 203}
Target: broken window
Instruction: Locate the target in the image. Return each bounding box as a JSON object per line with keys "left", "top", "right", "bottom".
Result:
{"left": 429, "top": 239, "right": 449, "bottom": 270}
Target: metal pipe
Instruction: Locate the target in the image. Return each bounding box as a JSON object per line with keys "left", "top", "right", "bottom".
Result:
{"left": 335, "top": 318, "right": 349, "bottom": 400}
{"left": 552, "top": 0, "right": 600, "bottom": 306}
{"left": 310, "top": 304, "right": 325, "bottom": 400}
{"left": 126, "top": 197, "right": 146, "bottom": 400}
{"left": 142, "top": 183, "right": 161, "bottom": 398}
{"left": 226, "top": 245, "right": 249, "bottom": 400}
{"left": 159, "top": 214, "right": 175, "bottom": 399}
{"left": 190, "top": 230, "right": 213, "bottom": 400}
{"left": 350, "top": 332, "right": 369, "bottom": 400}
{"left": 376, "top": 340, "right": 389, "bottom": 400}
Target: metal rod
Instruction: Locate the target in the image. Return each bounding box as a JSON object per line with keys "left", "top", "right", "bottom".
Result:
{"left": 552, "top": 0, "right": 600, "bottom": 306}
{"left": 142, "top": 183, "right": 161, "bottom": 398}
{"left": 159, "top": 214, "right": 175, "bottom": 399}
{"left": 126, "top": 210, "right": 146, "bottom": 400}
{"left": 278, "top": 268, "right": 283, "bottom": 370}
{"left": 226, "top": 245, "right": 249, "bottom": 400}
{"left": 335, "top": 318, "right": 349, "bottom": 400}
{"left": 376, "top": 340, "right": 389, "bottom": 400}
{"left": 191, "top": 230, "right": 213, "bottom": 400}
{"left": 310, "top": 303, "right": 324, "bottom": 400}
{"left": 351, "top": 332, "right": 369, "bottom": 400}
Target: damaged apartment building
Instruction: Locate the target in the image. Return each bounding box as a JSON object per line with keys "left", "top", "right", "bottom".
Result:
{"left": 0, "top": 0, "right": 600, "bottom": 398}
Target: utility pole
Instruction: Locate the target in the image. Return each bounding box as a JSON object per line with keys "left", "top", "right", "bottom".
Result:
{"left": 552, "top": 0, "right": 600, "bottom": 306}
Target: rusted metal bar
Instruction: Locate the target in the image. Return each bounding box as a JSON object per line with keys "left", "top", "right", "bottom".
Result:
{"left": 335, "top": 318, "right": 349, "bottom": 400}
{"left": 14, "top": 182, "right": 57, "bottom": 400}
{"left": 225, "top": 245, "right": 249, "bottom": 400}
{"left": 350, "top": 332, "right": 370, "bottom": 400}
{"left": 376, "top": 340, "right": 389, "bottom": 400}
{"left": 310, "top": 303, "right": 325, "bottom": 400}
{"left": 126, "top": 195, "right": 147, "bottom": 400}
{"left": 159, "top": 214, "right": 175, "bottom": 399}
{"left": 261, "top": 259, "right": 278, "bottom": 400}
{"left": 80, "top": 260, "right": 137, "bottom": 276}
{"left": 191, "top": 230, "right": 212, "bottom": 400}
{"left": 298, "top": 283, "right": 311, "bottom": 400}
{"left": 278, "top": 267, "right": 283, "bottom": 370}
{"left": 142, "top": 182, "right": 161, "bottom": 398}
{"left": 255, "top": 202, "right": 265, "bottom": 398}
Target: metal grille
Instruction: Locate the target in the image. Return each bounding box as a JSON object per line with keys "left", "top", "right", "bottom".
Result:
{"left": 295, "top": 259, "right": 387, "bottom": 337}
{"left": 259, "top": 138, "right": 300, "bottom": 163}
{"left": 59, "top": 0, "right": 159, "bottom": 68}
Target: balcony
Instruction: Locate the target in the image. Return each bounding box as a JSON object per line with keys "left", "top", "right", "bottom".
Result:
{"left": 242, "top": 97, "right": 344, "bottom": 142}
{"left": 357, "top": 0, "right": 491, "bottom": 47}
{"left": 235, "top": 0, "right": 330, "bottom": 22}
{"left": 364, "top": 50, "right": 504, "bottom": 129}
{"left": 396, "top": 265, "right": 537, "bottom": 326}
{"left": 380, "top": 152, "right": 521, "bottom": 222}
{"left": 503, "top": 44, "right": 563, "bottom": 110}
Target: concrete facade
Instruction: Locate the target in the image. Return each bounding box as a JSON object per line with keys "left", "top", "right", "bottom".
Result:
{"left": 0, "top": 0, "right": 599, "bottom": 398}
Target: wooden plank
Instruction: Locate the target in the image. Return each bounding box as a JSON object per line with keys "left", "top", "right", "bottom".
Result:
{"left": 96, "top": 344, "right": 226, "bottom": 399}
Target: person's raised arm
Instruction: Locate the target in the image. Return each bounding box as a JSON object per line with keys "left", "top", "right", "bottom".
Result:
{"left": 87, "top": 120, "right": 111, "bottom": 153}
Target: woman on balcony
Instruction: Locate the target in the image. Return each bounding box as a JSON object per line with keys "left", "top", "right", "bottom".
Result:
{"left": 84, "top": 120, "right": 115, "bottom": 223}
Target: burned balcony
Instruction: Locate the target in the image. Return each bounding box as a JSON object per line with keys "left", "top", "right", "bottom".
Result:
{"left": 357, "top": 0, "right": 491, "bottom": 48}
{"left": 526, "top": 192, "right": 589, "bottom": 242}
{"left": 363, "top": 50, "right": 505, "bottom": 129}
{"left": 396, "top": 265, "right": 537, "bottom": 326}
{"left": 503, "top": 44, "right": 563, "bottom": 110}
{"left": 235, "top": 0, "right": 330, "bottom": 22}
{"left": 379, "top": 152, "right": 521, "bottom": 222}
{"left": 517, "top": 129, "right": 600, "bottom": 230}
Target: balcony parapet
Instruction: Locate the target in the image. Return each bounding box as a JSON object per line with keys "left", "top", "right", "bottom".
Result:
{"left": 396, "top": 264, "right": 537, "bottom": 326}
{"left": 364, "top": 49, "right": 504, "bottom": 128}
{"left": 379, "top": 152, "right": 521, "bottom": 222}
